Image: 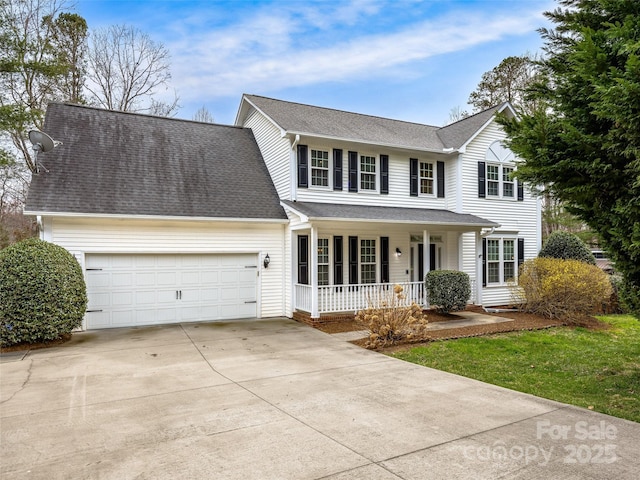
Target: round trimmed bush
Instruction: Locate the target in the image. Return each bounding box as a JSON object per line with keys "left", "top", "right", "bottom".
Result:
{"left": 1, "top": 238, "right": 87, "bottom": 347}
{"left": 425, "top": 270, "right": 471, "bottom": 313}
{"left": 539, "top": 231, "right": 596, "bottom": 265}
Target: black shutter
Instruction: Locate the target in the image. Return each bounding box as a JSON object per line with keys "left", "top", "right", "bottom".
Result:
{"left": 333, "top": 149, "right": 343, "bottom": 191}
{"left": 430, "top": 243, "right": 436, "bottom": 271}
{"left": 482, "top": 238, "right": 487, "bottom": 287}
{"left": 348, "top": 151, "right": 358, "bottom": 192}
{"left": 381, "top": 236, "right": 389, "bottom": 283}
{"left": 348, "top": 236, "right": 358, "bottom": 284}
{"left": 517, "top": 178, "right": 524, "bottom": 201}
{"left": 297, "top": 145, "right": 308, "bottom": 188}
{"left": 410, "top": 158, "right": 418, "bottom": 196}
{"left": 517, "top": 238, "right": 525, "bottom": 269}
{"left": 437, "top": 161, "right": 445, "bottom": 198}
{"left": 478, "top": 161, "right": 486, "bottom": 198}
{"left": 334, "top": 236, "right": 343, "bottom": 285}
{"left": 298, "top": 235, "right": 309, "bottom": 285}
{"left": 380, "top": 154, "right": 389, "bottom": 194}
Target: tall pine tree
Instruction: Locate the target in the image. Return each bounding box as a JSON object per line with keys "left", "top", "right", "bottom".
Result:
{"left": 500, "top": 0, "right": 640, "bottom": 313}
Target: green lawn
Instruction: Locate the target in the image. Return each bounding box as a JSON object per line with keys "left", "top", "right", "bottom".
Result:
{"left": 392, "top": 315, "right": 640, "bottom": 423}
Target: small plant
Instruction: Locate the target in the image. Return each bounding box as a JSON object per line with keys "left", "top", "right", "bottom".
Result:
{"left": 515, "top": 257, "right": 612, "bottom": 320}
{"left": 355, "top": 284, "right": 429, "bottom": 349}
{"left": 425, "top": 270, "right": 471, "bottom": 313}
{"left": 539, "top": 231, "right": 596, "bottom": 265}
{"left": 1, "top": 238, "right": 87, "bottom": 347}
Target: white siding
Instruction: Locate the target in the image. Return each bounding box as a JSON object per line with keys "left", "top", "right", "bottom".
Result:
{"left": 47, "top": 217, "right": 286, "bottom": 318}
{"left": 460, "top": 121, "right": 541, "bottom": 306}
{"left": 297, "top": 148, "right": 449, "bottom": 209}
{"left": 243, "top": 109, "right": 291, "bottom": 200}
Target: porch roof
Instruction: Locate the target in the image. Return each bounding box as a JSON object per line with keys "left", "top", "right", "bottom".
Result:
{"left": 281, "top": 200, "right": 499, "bottom": 228}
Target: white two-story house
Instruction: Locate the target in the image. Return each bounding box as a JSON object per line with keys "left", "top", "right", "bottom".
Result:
{"left": 235, "top": 95, "right": 540, "bottom": 322}
{"left": 25, "top": 94, "right": 540, "bottom": 330}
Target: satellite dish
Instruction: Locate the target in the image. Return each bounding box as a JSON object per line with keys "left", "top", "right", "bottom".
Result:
{"left": 28, "top": 130, "right": 56, "bottom": 153}
{"left": 28, "top": 130, "right": 61, "bottom": 173}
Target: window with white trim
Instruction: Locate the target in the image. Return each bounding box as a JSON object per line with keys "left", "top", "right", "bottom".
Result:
{"left": 486, "top": 237, "right": 516, "bottom": 285}
{"left": 317, "top": 238, "right": 329, "bottom": 286}
{"left": 360, "top": 155, "right": 376, "bottom": 191}
{"left": 485, "top": 141, "right": 516, "bottom": 199}
{"left": 311, "top": 149, "right": 329, "bottom": 187}
{"left": 420, "top": 161, "right": 434, "bottom": 195}
{"left": 360, "top": 239, "right": 376, "bottom": 283}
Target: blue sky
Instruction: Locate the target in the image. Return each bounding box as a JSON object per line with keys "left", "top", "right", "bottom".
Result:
{"left": 75, "top": 0, "right": 555, "bottom": 126}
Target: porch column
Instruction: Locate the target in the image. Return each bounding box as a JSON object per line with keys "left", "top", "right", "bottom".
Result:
{"left": 423, "top": 229, "right": 430, "bottom": 308}
{"left": 476, "top": 231, "right": 483, "bottom": 305}
{"left": 310, "top": 225, "right": 319, "bottom": 318}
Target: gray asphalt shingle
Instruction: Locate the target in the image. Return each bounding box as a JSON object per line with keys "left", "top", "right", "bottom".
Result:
{"left": 281, "top": 200, "right": 498, "bottom": 227}
{"left": 25, "top": 103, "right": 286, "bottom": 220}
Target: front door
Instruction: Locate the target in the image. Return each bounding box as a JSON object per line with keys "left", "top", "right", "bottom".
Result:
{"left": 410, "top": 243, "right": 440, "bottom": 282}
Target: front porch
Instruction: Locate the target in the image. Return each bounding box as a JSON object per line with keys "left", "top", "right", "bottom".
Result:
{"left": 294, "top": 280, "right": 477, "bottom": 321}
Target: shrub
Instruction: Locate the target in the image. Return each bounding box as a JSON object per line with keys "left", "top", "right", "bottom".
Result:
{"left": 618, "top": 277, "right": 640, "bottom": 318}
{"left": 355, "top": 284, "right": 429, "bottom": 349}
{"left": 0, "top": 238, "right": 87, "bottom": 347}
{"left": 515, "top": 257, "right": 612, "bottom": 320}
{"left": 539, "top": 231, "right": 596, "bottom": 265}
{"left": 425, "top": 270, "right": 471, "bottom": 313}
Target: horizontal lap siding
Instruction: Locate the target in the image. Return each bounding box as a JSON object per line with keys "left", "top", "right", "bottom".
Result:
{"left": 296, "top": 144, "right": 448, "bottom": 209}
{"left": 243, "top": 109, "right": 291, "bottom": 200}
{"left": 49, "top": 217, "right": 286, "bottom": 317}
{"left": 461, "top": 122, "right": 540, "bottom": 306}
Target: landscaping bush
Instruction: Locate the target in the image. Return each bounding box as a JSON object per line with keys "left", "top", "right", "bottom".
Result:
{"left": 425, "top": 270, "right": 471, "bottom": 313}
{"left": 539, "top": 231, "right": 596, "bottom": 265}
{"left": 0, "top": 238, "right": 87, "bottom": 347}
{"left": 618, "top": 277, "right": 640, "bottom": 319}
{"left": 515, "top": 257, "right": 612, "bottom": 320}
{"left": 355, "top": 284, "right": 429, "bottom": 349}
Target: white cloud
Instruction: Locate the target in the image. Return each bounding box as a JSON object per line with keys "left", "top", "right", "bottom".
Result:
{"left": 168, "top": 6, "right": 543, "bottom": 102}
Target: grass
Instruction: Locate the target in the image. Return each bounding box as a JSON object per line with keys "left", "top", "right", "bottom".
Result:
{"left": 392, "top": 315, "right": 640, "bottom": 423}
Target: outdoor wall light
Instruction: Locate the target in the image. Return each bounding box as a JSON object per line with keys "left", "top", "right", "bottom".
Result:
{"left": 395, "top": 248, "right": 402, "bottom": 257}
{"left": 263, "top": 253, "right": 270, "bottom": 268}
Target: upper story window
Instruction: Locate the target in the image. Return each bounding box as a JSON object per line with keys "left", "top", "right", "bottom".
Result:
{"left": 479, "top": 141, "right": 522, "bottom": 201}
{"left": 360, "top": 155, "right": 377, "bottom": 191}
{"left": 420, "top": 161, "right": 434, "bottom": 195}
{"left": 311, "top": 149, "right": 329, "bottom": 187}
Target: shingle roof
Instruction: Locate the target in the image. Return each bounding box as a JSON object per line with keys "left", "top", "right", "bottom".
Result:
{"left": 25, "top": 103, "right": 287, "bottom": 220}
{"left": 281, "top": 200, "right": 498, "bottom": 228}
{"left": 242, "top": 94, "right": 504, "bottom": 151}
{"left": 244, "top": 94, "right": 445, "bottom": 151}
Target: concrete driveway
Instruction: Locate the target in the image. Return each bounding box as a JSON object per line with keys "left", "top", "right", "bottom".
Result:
{"left": 1, "top": 318, "right": 638, "bottom": 479}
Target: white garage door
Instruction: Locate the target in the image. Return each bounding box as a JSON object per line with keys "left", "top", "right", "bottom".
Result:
{"left": 85, "top": 254, "right": 258, "bottom": 329}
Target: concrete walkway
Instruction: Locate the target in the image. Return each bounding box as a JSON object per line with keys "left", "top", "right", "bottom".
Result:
{"left": 1, "top": 318, "right": 638, "bottom": 479}
{"left": 331, "top": 310, "right": 514, "bottom": 341}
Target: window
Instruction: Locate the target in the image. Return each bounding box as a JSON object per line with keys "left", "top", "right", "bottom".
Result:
{"left": 487, "top": 239, "right": 500, "bottom": 284}
{"left": 360, "top": 155, "right": 376, "bottom": 191}
{"left": 318, "top": 238, "right": 329, "bottom": 285}
{"left": 503, "top": 166, "right": 514, "bottom": 198}
{"left": 484, "top": 141, "right": 517, "bottom": 199}
{"left": 486, "top": 237, "right": 517, "bottom": 285}
{"left": 311, "top": 149, "right": 329, "bottom": 187}
{"left": 420, "top": 161, "right": 434, "bottom": 195}
{"left": 360, "top": 239, "right": 376, "bottom": 283}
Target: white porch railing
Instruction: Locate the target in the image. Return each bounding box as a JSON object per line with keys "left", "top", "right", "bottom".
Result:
{"left": 295, "top": 281, "right": 426, "bottom": 316}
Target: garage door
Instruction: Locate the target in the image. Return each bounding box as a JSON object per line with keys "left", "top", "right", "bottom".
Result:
{"left": 85, "top": 254, "right": 258, "bottom": 329}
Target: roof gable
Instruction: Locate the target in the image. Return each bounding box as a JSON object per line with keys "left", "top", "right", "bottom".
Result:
{"left": 26, "top": 103, "right": 286, "bottom": 220}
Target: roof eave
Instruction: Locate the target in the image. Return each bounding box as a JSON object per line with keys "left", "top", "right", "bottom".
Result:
{"left": 282, "top": 130, "right": 448, "bottom": 154}
{"left": 24, "top": 210, "right": 289, "bottom": 223}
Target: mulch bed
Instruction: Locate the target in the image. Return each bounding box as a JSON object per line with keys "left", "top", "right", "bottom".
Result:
{"left": 313, "top": 306, "right": 611, "bottom": 352}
